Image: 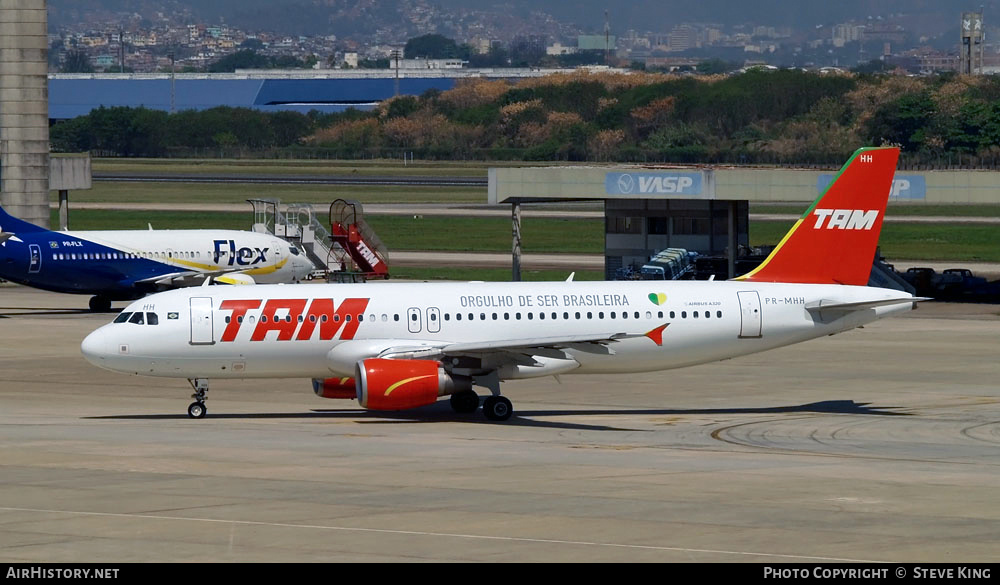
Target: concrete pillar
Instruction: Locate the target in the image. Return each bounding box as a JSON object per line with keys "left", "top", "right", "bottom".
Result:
{"left": 0, "top": 0, "right": 50, "bottom": 229}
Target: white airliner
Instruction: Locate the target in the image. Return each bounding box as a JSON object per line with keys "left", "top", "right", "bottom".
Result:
{"left": 0, "top": 205, "right": 315, "bottom": 311}
{"left": 81, "top": 147, "right": 921, "bottom": 421}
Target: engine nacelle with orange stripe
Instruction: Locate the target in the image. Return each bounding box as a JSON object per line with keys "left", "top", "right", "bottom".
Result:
{"left": 355, "top": 358, "right": 472, "bottom": 411}
{"left": 312, "top": 377, "right": 357, "bottom": 399}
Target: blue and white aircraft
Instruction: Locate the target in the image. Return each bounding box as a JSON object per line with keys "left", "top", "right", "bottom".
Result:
{"left": 0, "top": 204, "right": 314, "bottom": 311}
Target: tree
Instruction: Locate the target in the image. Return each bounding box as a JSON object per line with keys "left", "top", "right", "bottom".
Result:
{"left": 696, "top": 58, "right": 737, "bottom": 75}
{"left": 404, "top": 34, "right": 460, "bottom": 59}
{"left": 866, "top": 92, "right": 935, "bottom": 151}
{"left": 61, "top": 50, "right": 94, "bottom": 73}
{"left": 240, "top": 39, "right": 265, "bottom": 51}
{"left": 208, "top": 49, "right": 270, "bottom": 72}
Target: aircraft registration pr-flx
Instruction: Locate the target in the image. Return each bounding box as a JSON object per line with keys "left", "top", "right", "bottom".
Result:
{"left": 82, "top": 147, "right": 921, "bottom": 421}
{"left": 0, "top": 207, "right": 314, "bottom": 311}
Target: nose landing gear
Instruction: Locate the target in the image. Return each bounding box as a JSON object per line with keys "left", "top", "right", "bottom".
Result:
{"left": 187, "top": 378, "right": 209, "bottom": 419}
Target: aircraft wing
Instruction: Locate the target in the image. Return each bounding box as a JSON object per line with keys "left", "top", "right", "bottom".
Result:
{"left": 134, "top": 269, "right": 257, "bottom": 288}
{"left": 441, "top": 332, "right": 637, "bottom": 353}
{"left": 369, "top": 330, "right": 661, "bottom": 362}
{"left": 327, "top": 326, "right": 671, "bottom": 377}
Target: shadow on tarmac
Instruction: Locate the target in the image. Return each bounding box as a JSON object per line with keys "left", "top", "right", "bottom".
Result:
{"left": 0, "top": 307, "right": 98, "bottom": 318}
{"left": 85, "top": 399, "right": 908, "bottom": 432}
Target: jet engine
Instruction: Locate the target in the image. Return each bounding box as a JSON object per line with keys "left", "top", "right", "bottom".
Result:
{"left": 355, "top": 358, "right": 471, "bottom": 411}
{"left": 312, "top": 376, "right": 356, "bottom": 399}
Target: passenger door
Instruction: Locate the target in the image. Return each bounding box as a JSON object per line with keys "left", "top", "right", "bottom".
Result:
{"left": 28, "top": 244, "right": 41, "bottom": 273}
{"left": 737, "top": 291, "right": 762, "bottom": 338}
{"left": 189, "top": 297, "right": 215, "bottom": 345}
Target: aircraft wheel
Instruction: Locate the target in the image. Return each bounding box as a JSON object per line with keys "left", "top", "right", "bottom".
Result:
{"left": 449, "top": 390, "right": 479, "bottom": 414}
{"left": 187, "top": 401, "right": 207, "bottom": 419}
{"left": 482, "top": 396, "right": 513, "bottom": 422}
{"left": 89, "top": 296, "right": 112, "bottom": 312}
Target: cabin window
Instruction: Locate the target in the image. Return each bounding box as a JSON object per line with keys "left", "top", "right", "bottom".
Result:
{"left": 634, "top": 312, "right": 640, "bottom": 319}
{"left": 575, "top": 312, "right": 581, "bottom": 319}
{"left": 704, "top": 311, "right": 710, "bottom": 319}
{"left": 504, "top": 312, "right": 510, "bottom": 320}
{"left": 515, "top": 312, "right": 521, "bottom": 320}
{"left": 717, "top": 311, "right": 722, "bottom": 318}
{"left": 527, "top": 313, "right": 533, "bottom": 320}
{"left": 491, "top": 313, "right": 497, "bottom": 321}
{"left": 681, "top": 311, "right": 687, "bottom": 318}
{"left": 456, "top": 313, "right": 462, "bottom": 321}
{"left": 539, "top": 312, "right": 545, "bottom": 320}
{"left": 646, "top": 311, "right": 652, "bottom": 319}
{"left": 586, "top": 312, "right": 592, "bottom": 319}
{"left": 563, "top": 312, "right": 569, "bottom": 320}
{"left": 693, "top": 311, "right": 699, "bottom": 318}
{"left": 551, "top": 312, "right": 556, "bottom": 320}
{"left": 394, "top": 314, "right": 400, "bottom": 322}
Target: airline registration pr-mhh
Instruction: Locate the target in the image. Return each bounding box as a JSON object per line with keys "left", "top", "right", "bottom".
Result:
{"left": 82, "top": 147, "right": 922, "bottom": 421}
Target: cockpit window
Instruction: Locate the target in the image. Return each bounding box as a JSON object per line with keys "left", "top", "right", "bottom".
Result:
{"left": 289, "top": 246, "right": 300, "bottom": 256}
{"left": 128, "top": 312, "right": 145, "bottom": 325}
{"left": 114, "top": 312, "right": 132, "bottom": 324}
{"left": 146, "top": 312, "right": 159, "bottom": 325}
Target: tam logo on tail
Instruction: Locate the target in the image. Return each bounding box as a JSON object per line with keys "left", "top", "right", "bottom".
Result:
{"left": 812, "top": 209, "right": 879, "bottom": 230}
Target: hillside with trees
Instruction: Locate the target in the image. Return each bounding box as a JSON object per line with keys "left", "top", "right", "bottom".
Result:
{"left": 302, "top": 70, "right": 1000, "bottom": 167}
{"left": 50, "top": 70, "right": 1000, "bottom": 168}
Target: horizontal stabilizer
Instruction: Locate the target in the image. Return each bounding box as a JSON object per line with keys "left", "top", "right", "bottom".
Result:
{"left": 806, "top": 297, "right": 930, "bottom": 313}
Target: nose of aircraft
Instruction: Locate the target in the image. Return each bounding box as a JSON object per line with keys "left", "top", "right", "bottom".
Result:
{"left": 80, "top": 326, "right": 110, "bottom": 367}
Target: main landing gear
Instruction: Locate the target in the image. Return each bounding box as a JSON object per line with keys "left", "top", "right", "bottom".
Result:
{"left": 187, "top": 378, "right": 209, "bottom": 419}
{"left": 482, "top": 396, "right": 513, "bottom": 422}
{"left": 448, "top": 372, "right": 514, "bottom": 422}
{"left": 88, "top": 295, "right": 112, "bottom": 312}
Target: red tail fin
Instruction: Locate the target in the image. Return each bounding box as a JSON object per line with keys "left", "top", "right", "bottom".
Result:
{"left": 737, "top": 146, "right": 900, "bottom": 286}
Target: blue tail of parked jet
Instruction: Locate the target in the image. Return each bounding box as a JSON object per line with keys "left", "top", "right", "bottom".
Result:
{"left": 0, "top": 203, "right": 47, "bottom": 234}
